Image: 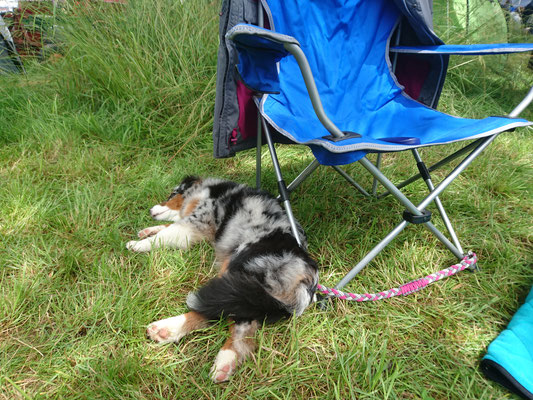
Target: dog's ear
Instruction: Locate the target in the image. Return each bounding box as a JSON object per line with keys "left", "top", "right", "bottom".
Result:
{"left": 180, "top": 175, "right": 201, "bottom": 189}
{"left": 167, "top": 176, "right": 201, "bottom": 200}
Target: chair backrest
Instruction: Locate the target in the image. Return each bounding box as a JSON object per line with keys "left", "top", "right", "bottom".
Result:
{"left": 213, "top": 0, "right": 448, "bottom": 159}
{"left": 265, "top": 0, "right": 403, "bottom": 122}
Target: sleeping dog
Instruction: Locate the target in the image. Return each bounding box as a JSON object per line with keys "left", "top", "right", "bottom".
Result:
{"left": 126, "top": 176, "right": 318, "bottom": 383}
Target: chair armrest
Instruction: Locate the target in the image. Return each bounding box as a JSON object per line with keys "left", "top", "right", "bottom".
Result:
{"left": 226, "top": 24, "right": 300, "bottom": 50}
{"left": 390, "top": 43, "right": 533, "bottom": 55}
{"left": 227, "top": 24, "right": 345, "bottom": 138}
{"left": 226, "top": 24, "right": 299, "bottom": 94}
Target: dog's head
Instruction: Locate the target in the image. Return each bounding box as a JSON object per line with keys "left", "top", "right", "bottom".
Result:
{"left": 150, "top": 176, "right": 201, "bottom": 221}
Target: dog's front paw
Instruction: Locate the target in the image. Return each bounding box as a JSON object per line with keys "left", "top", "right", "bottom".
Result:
{"left": 126, "top": 240, "right": 152, "bottom": 253}
{"left": 146, "top": 315, "right": 187, "bottom": 344}
{"left": 210, "top": 349, "right": 238, "bottom": 383}
{"left": 137, "top": 228, "right": 155, "bottom": 239}
{"left": 138, "top": 225, "right": 166, "bottom": 239}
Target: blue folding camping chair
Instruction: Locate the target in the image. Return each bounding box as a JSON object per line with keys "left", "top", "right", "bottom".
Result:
{"left": 213, "top": 0, "right": 533, "bottom": 291}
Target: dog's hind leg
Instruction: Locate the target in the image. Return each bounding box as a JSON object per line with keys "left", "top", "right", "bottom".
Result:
{"left": 146, "top": 311, "right": 209, "bottom": 344}
{"left": 211, "top": 320, "right": 259, "bottom": 383}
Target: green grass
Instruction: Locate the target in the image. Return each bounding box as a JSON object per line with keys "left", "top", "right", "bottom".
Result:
{"left": 1, "top": 0, "right": 532, "bottom": 398}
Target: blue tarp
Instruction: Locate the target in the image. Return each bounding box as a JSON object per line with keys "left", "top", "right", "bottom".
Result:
{"left": 481, "top": 288, "right": 533, "bottom": 399}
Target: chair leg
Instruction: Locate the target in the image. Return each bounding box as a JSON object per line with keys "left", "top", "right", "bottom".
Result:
{"left": 334, "top": 212, "right": 464, "bottom": 290}
{"left": 261, "top": 118, "right": 303, "bottom": 247}
{"left": 423, "top": 221, "right": 463, "bottom": 258}
{"left": 359, "top": 156, "right": 464, "bottom": 253}
{"left": 256, "top": 112, "right": 262, "bottom": 190}
{"left": 285, "top": 159, "right": 320, "bottom": 194}
{"left": 378, "top": 140, "right": 481, "bottom": 198}
{"left": 411, "top": 135, "right": 498, "bottom": 211}
{"left": 335, "top": 220, "right": 409, "bottom": 289}
{"left": 411, "top": 149, "right": 464, "bottom": 255}
{"left": 359, "top": 156, "right": 428, "bottom": 218}
{"left": 371, "top": 153, "right": 383, "bottom": 196}
{"left": 331, "top": 166, "right": 370, "bottom": 197}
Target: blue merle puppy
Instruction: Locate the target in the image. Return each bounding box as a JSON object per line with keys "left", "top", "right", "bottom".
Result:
{"left": 126, "top": 176, "right": 318, "bottom": 383}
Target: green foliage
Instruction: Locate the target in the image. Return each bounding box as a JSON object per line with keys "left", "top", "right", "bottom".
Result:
{"left": 0, "top": 0, "right": 532, "bottom": 398}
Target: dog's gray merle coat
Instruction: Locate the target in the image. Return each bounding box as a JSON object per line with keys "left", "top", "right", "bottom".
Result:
{"left": 127, "top": 176, "right": 318, "bottom": 383}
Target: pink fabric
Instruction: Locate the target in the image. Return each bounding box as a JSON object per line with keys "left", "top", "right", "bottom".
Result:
{"left": 231, "top": 80, "right": 259, "bottom": 144}
{"left": 399, "top": 278, "right": 429, "bottom": 295}
{"left": 394, "top": 54, "right": 431, "bottom": 100}
{"left": 230, "top": 6, "right": 270, "bottom": 146}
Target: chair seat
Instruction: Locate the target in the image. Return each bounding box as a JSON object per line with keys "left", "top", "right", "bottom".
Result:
{"left": 260, "top": 91, "right": 532, "bottom": 165}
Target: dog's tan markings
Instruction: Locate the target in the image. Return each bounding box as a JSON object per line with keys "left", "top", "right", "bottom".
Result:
{"left": 270, "top": 275, "right": 315, "bottom": 317}
{"left": 164, "top": 194, "right": 184, "bottom": 210}
{"left": 183, "top": 311, "right": 209, "bottom": 332}
{"left": 205, "top": 224, "right": 217, "bottom": 241}
{"left": 183, "top": 199, "right": 200, "bottom": 217}
{"left": 211, "top": 320, "right": 259, "bottom": 383}
{"left": 146, "top": 311, "right": 208, "bottom": 344}
{"left": 218, "top": 258, "right": 231, "bottom": 277}
{"left": 273, "top": 274, "right": 308, "bottom": 303}
{"left": 220, "top": 323, "right": 238, "bottom": 351}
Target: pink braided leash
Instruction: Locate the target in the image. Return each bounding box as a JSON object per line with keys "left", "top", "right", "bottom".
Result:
{"left": 316, "top": 252, "right": 477, "bottom": 302}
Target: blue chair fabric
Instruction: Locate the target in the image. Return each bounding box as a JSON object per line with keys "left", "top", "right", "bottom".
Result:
{"left": 229, "top": 0, "right": 532, "bottom": 166}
